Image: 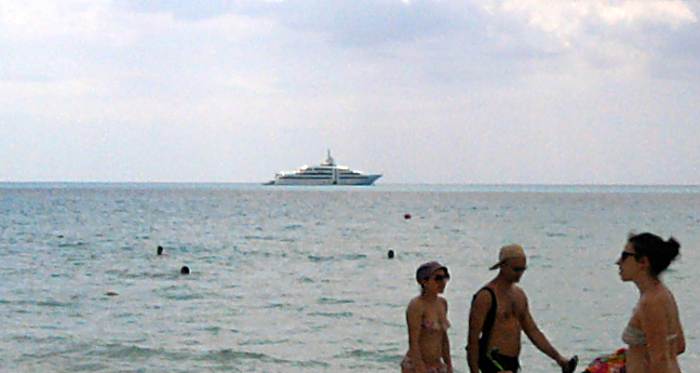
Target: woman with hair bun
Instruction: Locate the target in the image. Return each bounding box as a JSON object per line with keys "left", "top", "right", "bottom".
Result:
{"left": 617, "top": 232, "right": 685, "bottom": 373}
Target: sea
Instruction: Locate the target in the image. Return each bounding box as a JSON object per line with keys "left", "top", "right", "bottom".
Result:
{"left": 1, "top": 183, "right": 698, "bottom": 372}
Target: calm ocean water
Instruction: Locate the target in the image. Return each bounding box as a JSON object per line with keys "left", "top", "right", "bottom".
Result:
{"left": 1, "top": 183, "right": 698, "bottom": 372}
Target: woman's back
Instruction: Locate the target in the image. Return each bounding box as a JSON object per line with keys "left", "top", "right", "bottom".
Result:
{"left": 626, "top": 285, "right": 684, "bottom": 373}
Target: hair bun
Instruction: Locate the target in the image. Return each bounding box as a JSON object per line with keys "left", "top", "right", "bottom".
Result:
{"left": 665, "top": 237, "right": 681, "bottom": 262}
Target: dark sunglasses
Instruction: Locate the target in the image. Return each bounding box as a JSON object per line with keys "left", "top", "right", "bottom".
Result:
{"left": 432, "top": 274, "right": 450, "bottom": 282}
{"left": 620, "top": 251, "right": 638, "bottom": 261}
{"left": 511, "top": 266, "right": 527, "bottom": 273}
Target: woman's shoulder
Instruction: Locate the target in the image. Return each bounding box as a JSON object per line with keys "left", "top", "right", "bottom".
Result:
{"left": 639, "top": 285, "right": 675, "bottom": 311}
{"left": 407, "top": 296, "right": 426, "bottom": 310}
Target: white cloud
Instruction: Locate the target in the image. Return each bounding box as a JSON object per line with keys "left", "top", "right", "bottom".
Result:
{"left": 496, "top": 0, "right": 697, "bottom": 46}
{"left": 595, "top": 1, "right": 697, "bottom": 27}
{"left": 0, "top": 1, "right": 277, "bottom": 45}
{"left": 0, "top": 1, "right": 286, "bottom": 126}
{"left": 0, "top": 0, "right": 111, "bottom": 41}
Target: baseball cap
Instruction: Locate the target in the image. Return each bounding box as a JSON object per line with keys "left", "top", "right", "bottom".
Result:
{"left": 489, "top": 244, "right": 526, "bottom": 270}
{"left": 416, "top": 261, "right": 449, "bottom": 281}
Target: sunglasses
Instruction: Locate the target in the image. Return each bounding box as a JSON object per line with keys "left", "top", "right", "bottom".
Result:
{"left": 620, "top": 251, "right": 638, "bottom": 261}
{"left": 432, "top": 274, "right": 450, "bottom": 282}
{"left": 511, "top": 266, "right": 527, "bottom": 273}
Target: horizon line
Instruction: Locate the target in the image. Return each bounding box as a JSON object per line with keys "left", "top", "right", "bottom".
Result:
{"left": 1, "top": 181, "right": 699, "bottom": 187}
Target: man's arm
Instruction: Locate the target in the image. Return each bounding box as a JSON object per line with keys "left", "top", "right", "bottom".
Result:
{"left": 519, "top": 290, "right": 568, "bottom": 367}
{"left": 467, "top": 290, "right": 491, "bottom": 373}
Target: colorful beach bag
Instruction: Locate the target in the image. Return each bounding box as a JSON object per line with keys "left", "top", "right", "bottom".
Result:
{"left": 583, "top": 348, "right": 626, "bottom": 373}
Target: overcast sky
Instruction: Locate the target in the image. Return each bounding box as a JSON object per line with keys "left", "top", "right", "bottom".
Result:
{"left": 1, "top": 0, "right": 699, "bottom": 184}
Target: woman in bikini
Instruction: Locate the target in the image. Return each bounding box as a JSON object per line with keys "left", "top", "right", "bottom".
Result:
{"left": 617, "top": 232, "right": 685, "bottom": 373}
{"left": 402, "top": 261, "right": 453, "bottom": 373}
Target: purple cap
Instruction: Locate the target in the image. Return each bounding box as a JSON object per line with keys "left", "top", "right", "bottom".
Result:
{"left": 416, "top": 261, "right": 449, "bottom": 282}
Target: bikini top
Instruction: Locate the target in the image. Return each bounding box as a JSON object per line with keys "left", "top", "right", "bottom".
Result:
{"left": 622, "top": 324, "right": 646, "bottom": 346}
{"left": 623, "top": 300, "right": 680, "bottom": 346}
{"left": 622, "top": 324, "right": 678, "bottom": 346}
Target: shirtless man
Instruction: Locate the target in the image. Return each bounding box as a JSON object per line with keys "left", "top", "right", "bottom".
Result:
{"left": 466, "top": 244, "right": 577, "bottom": 373}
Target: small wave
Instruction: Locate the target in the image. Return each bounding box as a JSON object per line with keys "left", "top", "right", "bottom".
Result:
{"left": 307, "top": 311, "right": 353, "bottom": 318}
{"left": 32, "top": 299, "right": 70, "bottom": 308}
{"left": 202, "top": 326, "right": 221, "bottom": 334}
{"left": 291, "top": 359, "right": 330, "bottom": 368}
{"left": 243, "top": 235, "right": 276, "bottom": 241}
{"left": 197, "top": 349, "right": 289, "bottom": 364}
{"left": 335, "top": 348, "right": 402, "bottom": 363}
{"left": 57, "top": 241, "right": 86, "bottom": 248}
{"left": 68, "top": 362, "right": 109, "bottom": 371}
{"left": 318, "top": 297, "right": 354, "bottom": 305}
{"left": 283, "top": 224, "right": 303, "bottom": 230}
{"left": 239, "top": 337, "right": 292, "bottom": 346}
{"left": 97, "top": 344, "right": 165, "bottom": 360}
{"left": 11, "top": 334, "right": 65, "bottom": 344}
{"left": 162, "top": 292, "right": 206, "bottom": 301}
{"left": 307, "top": 254, "right": 367, "bottom": 262}
{"left": 23, "top": 341, "right": 98, "bottom": 360}
{"left": 263, "top": 302, "right": 292, "bottom": 309}
{"left": 307, "top": 255, "right": 333, "bottom": 262}
{"left": 546, "top": 232, "right": 567, "bottom": 237}
{"left": 105, "top": 268, "right": 128, "bottom": 276}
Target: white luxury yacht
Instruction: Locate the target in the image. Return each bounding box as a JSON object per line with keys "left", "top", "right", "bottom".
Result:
{"left": 265, "top": 150, "right": 381, "bottom": 186}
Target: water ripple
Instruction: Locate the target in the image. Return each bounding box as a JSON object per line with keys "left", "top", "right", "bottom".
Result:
{"left": 336, "top": 348, "right": 402, "bottom": 363}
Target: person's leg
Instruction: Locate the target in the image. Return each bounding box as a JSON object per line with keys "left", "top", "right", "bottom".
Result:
{"left": 426, "top": 362, "right": 448, "bottom": 373}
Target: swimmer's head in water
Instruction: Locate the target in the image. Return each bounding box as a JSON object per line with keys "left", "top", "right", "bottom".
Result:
{"left": 180, "top": 266, "right": 190, "bottom": 275}
{"left": 157, "top": 246, "right": 163, "bottom": 255}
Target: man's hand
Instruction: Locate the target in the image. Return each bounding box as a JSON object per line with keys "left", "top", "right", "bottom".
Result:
{"left": 556, "top": 356, "right": 569, "bottom": 367}
{"left": 558, "top": 355, "right": 578, "bottom": 373}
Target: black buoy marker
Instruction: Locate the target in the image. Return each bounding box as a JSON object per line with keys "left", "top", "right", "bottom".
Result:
{"left": 387, "top": 249, "right": 395, "bottom": 259}
{"left": 404, "top": 213, "right": 411, "bottom": 220}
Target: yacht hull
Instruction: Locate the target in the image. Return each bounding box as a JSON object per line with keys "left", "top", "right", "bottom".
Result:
{"left": 267, "top": 174, "right": 381, "bottom": 186}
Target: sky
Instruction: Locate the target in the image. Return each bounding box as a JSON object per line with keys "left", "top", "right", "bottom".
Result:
{"left": 1, "top": 0, "right": 699, "bottom": 184}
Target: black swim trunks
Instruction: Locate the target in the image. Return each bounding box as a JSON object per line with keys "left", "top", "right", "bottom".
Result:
{"left": 479, "top": 350, "right": 520, "bottom": 373}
